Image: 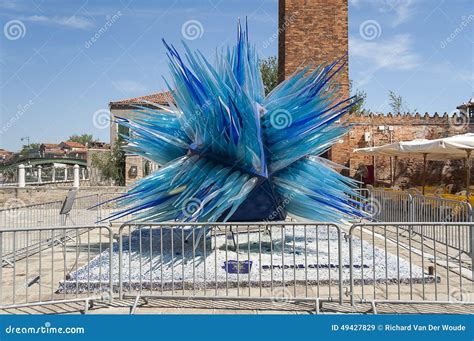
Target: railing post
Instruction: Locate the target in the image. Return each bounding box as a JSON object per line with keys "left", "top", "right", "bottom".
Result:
{"left": 73, "top": 164, "right": 80, "bottom": 188}
{"left": 348, "top": 225, "right": 355, "bottom": 306}
{"left": 119, "top": 225, "right": 124, "bottom": 299}
{"left": 470, "top": 224, "right": 474, "bottom": 281}
{"left": 17, "top": 164, "right": 25, "bottom": 188}
{"left": 408, "top": 193, "right": 414, "bottom": 222}
{"left": 108, "top": 227, "right": 114, "bottom": 303}
{"left": 37, "top": 165, "right": 42, "bottom": 183}
{"left": 336, "top": 225, "right": 343, "bottom": 305}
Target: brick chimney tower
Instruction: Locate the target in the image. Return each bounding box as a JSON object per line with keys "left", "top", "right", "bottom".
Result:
{"left": 278, "top": 0, "right": 350, "bottom": 168}
{"left": 278, "top": 0, "right": 349, "bottom": 98}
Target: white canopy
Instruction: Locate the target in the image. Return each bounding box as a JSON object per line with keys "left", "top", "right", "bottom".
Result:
{"left": 354, "top": 133, "right": 474, "bottom": 160}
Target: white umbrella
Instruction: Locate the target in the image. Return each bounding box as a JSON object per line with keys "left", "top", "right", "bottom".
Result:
{"left": 354, "top": 133, "right": 474, "bottom": 196}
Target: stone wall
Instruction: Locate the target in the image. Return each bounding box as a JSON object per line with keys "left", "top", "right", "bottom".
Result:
{"left": 0, "top": 186, "right": 126, "bottom": 206}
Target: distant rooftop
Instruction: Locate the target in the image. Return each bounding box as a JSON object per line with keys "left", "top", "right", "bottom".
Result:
{"left": 457, "top": 98, "right": 474, "bottom": 109}
{"left": 109, "top": 91, "right": 173, "bottom": 109}
{"left": 60, "top": 141, "right": 86, "bottom": 149}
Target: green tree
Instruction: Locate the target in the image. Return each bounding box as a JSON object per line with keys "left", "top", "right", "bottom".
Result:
{"left": 90, "top": 142, "right": 125, "bottom": 185}
{"left": 260, "top": 56, "right": 278, "bottom": 96}
{"left": 20, "top": 143, "right": 40, "bottom": 156}
{"left": 68, "top": 134, "right": 96, "bottom": 146}
{"left": 349, "top": 80, "right": 367, "bottom": 114}
{"left": 388, "top": 90, "right": 417, "bottom": 113}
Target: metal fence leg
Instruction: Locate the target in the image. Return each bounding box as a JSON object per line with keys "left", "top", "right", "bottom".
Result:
{"left": 470, "top": 225, "right": 474, "bottom": 281}
{"left": 337, "top": 228, "right": 343, "bottom": 305}
{"left": 119, "top": 230, "right": 123, "bottom": 299}
{"left": 349, "top": 230, "right": 355, "bottom": 306}
{"left": 109, "top": 227, "right": 114, "bottom": 303}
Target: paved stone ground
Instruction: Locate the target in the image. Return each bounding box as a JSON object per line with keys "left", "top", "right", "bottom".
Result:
{"left": 1, "top": 298, "right": 473, "bottom": 315}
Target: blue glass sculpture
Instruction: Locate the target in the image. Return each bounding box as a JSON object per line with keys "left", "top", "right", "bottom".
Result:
{"left": 107, "top": 21, "right": 365, "bottom": 225}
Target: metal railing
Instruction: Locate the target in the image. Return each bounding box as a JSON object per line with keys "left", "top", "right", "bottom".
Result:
{"left": 117, "top": 222, "right": 344, "bottom": 309}
{"left": 369, "top": 189, "right": 413, "bottom": 222}
{"left": 0, "top": 224, "right": 113, "bottom": 310}
{"left": 0, "top": 193, "right": 124, "bottom": 262}
{"left": 1, "top": 221, "right": 473, "bottom": 313}
{"left": 365, "top": 189, "right": 473, "bottom": 254}
{"left": 348, "top": 222, "right": 473, "bottom": 312}
{"left": 0, "top": 195, "right": 100, "bottom": 228}
{"left": 0, "top": 192, "right": 127, "bottom": 229}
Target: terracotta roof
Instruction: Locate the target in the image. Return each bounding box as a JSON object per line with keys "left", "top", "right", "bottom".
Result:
{"left": 41, "top": 143, "right": 59, "bottom": 148}
{"left": 109, "top": 91, "right": 174, "bottom": 109}
{"left": 60, "top": 141, "right": 86, "bottom": 149}
{"left": 0, "top": 149, "right": 12, "bottom": 155}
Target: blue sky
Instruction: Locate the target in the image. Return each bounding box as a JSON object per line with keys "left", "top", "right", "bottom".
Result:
{"left": 0, "top": 0, "right": 472, "bottom": 151}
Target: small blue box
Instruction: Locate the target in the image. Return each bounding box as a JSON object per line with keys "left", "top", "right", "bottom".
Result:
{"left": 223, "top": 260, "right": 253, "bottom": 274}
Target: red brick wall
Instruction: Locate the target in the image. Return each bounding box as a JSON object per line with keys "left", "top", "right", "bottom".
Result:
{"left": 278, "top": 0, "right": 349, "bottom": 98}
{"left": 278, "top": 0, "right": 350, "bottom": 167}
{"left": 345, "top": 112, "right": 469, "bottom": 188}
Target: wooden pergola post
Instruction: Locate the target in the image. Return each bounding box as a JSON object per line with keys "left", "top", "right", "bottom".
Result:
{"left": 422, "top": 153, "right": 428, "bottom": 195}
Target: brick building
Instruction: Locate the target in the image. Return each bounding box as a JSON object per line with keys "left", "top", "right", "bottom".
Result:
{"left": 109, "top": 92, "right": 172, "bottom": 185}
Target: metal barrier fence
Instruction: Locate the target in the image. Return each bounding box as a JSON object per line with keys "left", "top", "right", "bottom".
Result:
{"left": 348, "top": 222, "right": 473, "bottom": 312}
{"left": 0, "top": 225, "right": 112, "bottom": 310}
{"left": 118, "top": 222, "right": 344, "bottom": 310}
{"left": 0, "top": 221, "right": 473, "bottom": 313}
{"left": 0, "top": 193, "right": 126, "bottom": 262}
{"left": 97, "top": 192, "right": 131, "bottom": 224}
{"left": 411, "top": 195, "right": 472, "bottom": 253}
{"left": 0, "top": 192, "right": 129, "bottom": 229}
{"left": 369, "top": 189, "right": 412, "bottom": 222}
{"left": 366, "top": 189, "right": 473, "bottom": 254}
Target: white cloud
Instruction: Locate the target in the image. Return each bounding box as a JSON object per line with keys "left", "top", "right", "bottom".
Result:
{"left": 22, "top": 15, "right": 95, "bottom": 30}
{"left": 113, "top": 80, "right": 148, "bottom": 93}
{"left": 351, "top": 0, "right": 417, "bottom": 27}
{"left": 349, "top": 0, "right": 361, "bottom": 8}
{"left": 350, "top": 34, "right": 422, "bottom": 85}
{"left": 382, "top": 0, "right": 417, "bottom": 27}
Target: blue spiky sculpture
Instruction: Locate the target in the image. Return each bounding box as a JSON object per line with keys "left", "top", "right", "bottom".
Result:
{"left": 108, "top": 22, "right": 364, "bottom": 228}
